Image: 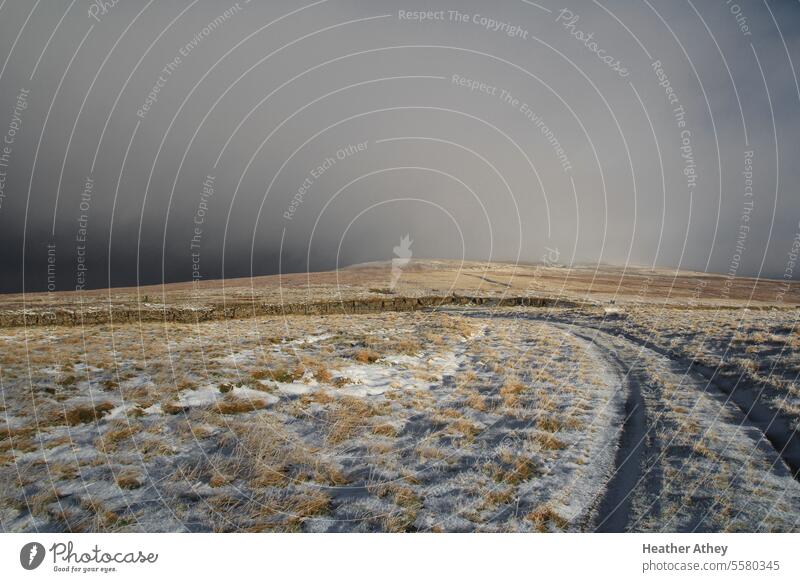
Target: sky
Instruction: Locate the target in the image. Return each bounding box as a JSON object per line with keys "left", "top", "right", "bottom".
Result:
{"left": 0, "top": 0, "right": 798, "bottom": 292}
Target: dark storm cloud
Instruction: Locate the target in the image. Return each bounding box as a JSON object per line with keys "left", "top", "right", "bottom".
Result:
{"left": 0, "top": 0, "right": 798, "bottom": 292}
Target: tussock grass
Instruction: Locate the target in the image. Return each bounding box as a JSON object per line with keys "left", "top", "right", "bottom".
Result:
{"left": 372, "top": 423, "right": 398, "bottom": 437}
{"left": 500, "top": 378, "right": 525, "bottom": 408}
{"left": 326, "top": 396, "right": 377, "bottom": 444}
{"left": 28, "top": 487, "right": 67, "bottom": 518}
{"left": 162, "top": 402, "right": 188, "bottom": 415}
{"left": 58, "top": 401, "right": 115, "bottom": 426}
{"left": 209, "top": 473, "right": 231, "bottom": 488}
{"left": 466, "top": 391, "right": 487, "bottom": 411}
{"left": 353, "top": 349, "right": 379, "bottom": 364}
{"left": 486, "top": 486, "right": 516, "bottom": 506}
{"left": 253, "top": 366, "right": 304, "bottom": 383}
{"left": 301, "top": 390, "right": 335, "bottom": 405}
{"left": 370, "top": 483, "right": 421, "bottom": 532}
{"left": 448, "top": 418, "right": 482, "bottom": 439}
{"left": 95, "top": 420, "right": 138, "bottom": 452}
{"left": 382, "top": 511, "right": 418, "bottom": 532}
{"left": 114, "top": 469, "right": 142, "bottom": 490}
{"left": 526, "top": 505, "right": 568, "bottom": 532}
{"left": 532, "top": 432, "right": 566, "bottom": 450}
{"left": 489, "top": 457, "right": 538, "bottom": 485}
{"left": 313, "top": 366, "right": 332, "bottom": 383}
{"left": 395, "top": 339, "right": 422, "bottom": 354}
{"left": 213, "top": 396, "right": 268, "bottom": 415}
{"left": 232, "top": 419, "right": 347, "bottom": 489}
{"left": 416, "top": 443, "right": 446, "bottom": 460}
{"left": 537, "top": 416, "right": 565, "bottom": 433}
{"left": 285, "top": 490, "right": 331, "bottom": 525}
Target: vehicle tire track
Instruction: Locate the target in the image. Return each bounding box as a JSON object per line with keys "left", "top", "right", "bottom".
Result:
{"left": 564, "top": 321, "right": 800, "bottom": 482}
{"left": 557, "top": 323, "right": 800, "bottom": 532}
{"left": 564, "top": 327, "right": 651, "bottom": 532}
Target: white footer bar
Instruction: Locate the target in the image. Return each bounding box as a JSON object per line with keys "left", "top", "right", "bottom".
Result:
{"left": 1, "top": 533, "right": 796, "bottom": 581}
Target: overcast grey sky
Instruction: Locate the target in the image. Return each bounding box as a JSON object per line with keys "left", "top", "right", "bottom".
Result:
{"left": 0, "top": 0, "right": 798, "bottom": 292}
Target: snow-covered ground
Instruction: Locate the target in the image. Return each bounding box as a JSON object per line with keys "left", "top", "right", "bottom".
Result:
{"left": 1, "top": 307, "right": 798, "bottom": 532}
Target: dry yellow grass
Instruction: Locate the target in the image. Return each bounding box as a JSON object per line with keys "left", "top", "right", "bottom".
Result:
{"left": 213, "top": 396, "right": 268, "bottom": 415}
{"left": 395, "top": 339, "right": 422, "bottom": 354}
{"left": 95, "top": 421, "right": 138, "bottom": 453}
{"left": 209, "top": 473, "right": 230, "bottom": 488}
{"left": 313, "top": 366, "right": 332, "bottom": 383}
{"left": 500, "top": 378, "right": 525, "bottom": 408}
{"left": 301, "top": 390, "right": 335, "bottom": 405}
{"left": 417, "top": 444, "right": 446, "bottom": 460}
{"left": 491, "top": 457, "right": 538, "bottom": 485}
{"left": 326, "top": 396, "right": 376, "bottom": 444}
{"left": 372, "top": 423, "right": 399, "bottom": 437}
{"left": 526, "top": 505, "right": 568, "bottom": 532}
{"left": 449, "top": 418, "right": 482, "bottom": 439}
{"left": 251, "top": 465, "right": 289, "bottom": 488}
{"left": 532, "top": 432, "right": 567, "bottom": 451}
{"left": 285, "top": 491, "right": 331, "bottom": 525}
{"left": 58, "top": 401, "right": 115, "bottom": 426}
{"left": 353, "top": 349, "right": 379, "bottom": 363}
{"left": 463, "top": 390, "right": 485, "bottom": 411}
{"left": 486, "top": 486, "right": 516, "bottom": 506}
{"left": 537, "top": 416, "right": 564, "bottom": 433}
{"left": 114, "top": 469, "right": 142, "bottom": 490}
{"left": 230, "top": 416, "right": 348, "bottom": 490}
{"left": 161, "top": 401, "right": 188, "bottom": 415}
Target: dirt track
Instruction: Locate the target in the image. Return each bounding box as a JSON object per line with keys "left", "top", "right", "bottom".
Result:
{"left": 539, "top": 318, "right": 800, "bottom": 532}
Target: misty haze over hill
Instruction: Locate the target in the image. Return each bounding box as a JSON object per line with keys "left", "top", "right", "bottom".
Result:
{"left": 0, "top": 0, "right": 798, "bottom": 292}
